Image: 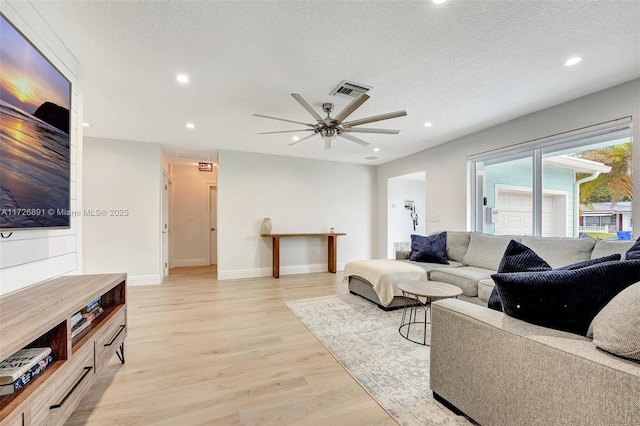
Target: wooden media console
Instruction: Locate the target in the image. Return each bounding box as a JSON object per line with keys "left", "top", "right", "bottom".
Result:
{"left": 0, "top": 273, "right": 127, "bottom": 426}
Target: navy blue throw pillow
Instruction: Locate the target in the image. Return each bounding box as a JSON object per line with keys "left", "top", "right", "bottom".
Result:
{"left": 625, "top": 236, "right": 640, "bottom": 260}
{"left": 488, "top": 240, "right": 551, "bottom": 312}
{"left": 496, "top": 240, "right": 552, "bottom": 273}
{"left": 409, "top": 233, "right": 449, "bottom": 264}
{"left": 491, "top": 260, "right": 640, "bottom": 336}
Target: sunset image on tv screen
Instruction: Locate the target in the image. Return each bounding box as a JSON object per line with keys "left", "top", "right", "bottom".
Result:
{"left": 0, "top": 14, "right": 71, "bottom": 230}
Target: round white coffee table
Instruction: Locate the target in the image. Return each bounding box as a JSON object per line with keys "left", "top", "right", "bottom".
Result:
{"left": 398, "top": 280, "right": 463, "bottom": 345}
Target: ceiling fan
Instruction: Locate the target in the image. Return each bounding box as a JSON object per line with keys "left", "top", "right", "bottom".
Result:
{"left": 253, "top": 93, "right": 407, "bottom": 149}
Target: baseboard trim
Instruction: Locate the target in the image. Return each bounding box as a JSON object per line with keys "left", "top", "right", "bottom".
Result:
{"left": 217, "top": 268, "right": 272, "bottom": 280}
{"left": 172, "top": 259, "right": 209, "bottom": 267}
{"left": 128, "top": 275, "right": 162, "bottom": 286}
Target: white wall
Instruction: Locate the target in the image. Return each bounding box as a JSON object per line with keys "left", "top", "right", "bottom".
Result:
{"left": 0, "top": 2, "right": 83, "bottom": 295}
{"left": 83, "top": 137, "right": 163, "bottom": 285}
{"left": 172, "top": 165, "right": 217, "bottom": 267}
{"left": 217, "top": 150, "right": 375, "bottom": 279}
{"left": 387, "top": 176, "right": 426, "bottom": 258}
{"left": 376, "top": 79, "right": 640, "bottom": 258}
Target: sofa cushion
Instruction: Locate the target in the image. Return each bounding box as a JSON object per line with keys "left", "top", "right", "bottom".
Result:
{"left": 446, "top": 231, "right": 471, "bottom": 263}
{"left": 591, "top": 282, "right": 640, "bottom": 360}
{"left": 409, "top": 232, "right": 448, "bottom": 264}
{"left": 556, "top": 254, "right": 621, "bottom": 270}
{"left": 491, "top": 260, "right": 640, "bottom": 336}
{"left": 463, "top": 233, "right": 520, "bottom": 270}
{"left": 430, "top": 266, "right": 494, "bottom": 297}
{"left": 477, "top": 278, "right": 495, "bottom": 304}
{"left": 591, "top": 239, "right": 634, "bottom": 259}
{"left": 625, "top": 236, "right": 640, "bottom": 260}
{"left": 520, "top": 236, "right": 596, "bottom": 268}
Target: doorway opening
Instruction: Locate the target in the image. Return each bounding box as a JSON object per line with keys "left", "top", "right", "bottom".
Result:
{"left": 387, "top": 171, "right": 426, "bottom": 258}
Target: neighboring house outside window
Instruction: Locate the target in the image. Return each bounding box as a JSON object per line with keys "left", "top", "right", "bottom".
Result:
{"left": 579, "top": 201, "right": 632, "bottom": 235}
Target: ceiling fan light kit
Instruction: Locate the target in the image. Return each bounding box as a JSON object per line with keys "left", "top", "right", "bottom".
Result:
{"left": 254, "top": 92, "right": 407, "bottom": 149}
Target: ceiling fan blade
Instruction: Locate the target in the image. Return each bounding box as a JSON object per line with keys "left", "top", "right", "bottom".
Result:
{"left": 340, "top": 133, "right": 370, "bottom": 147}
{"left": 342, "top": 127, "right": 400, "bottom": 135}
{"left": 288, "top": 132, "right": 318, "bottom": 146}
{"left": 253, "top": 114, "right": 314, "bottom": 127}
{"left": 291, "top": 93, "right": 323, "bottom": 122}
{"left": 257, "top": 129, "right": 314, "bottom": 135}
{"left": 342, "top": 110, "right": 407, "bottom": 127}
{"left": 333, "top": 93, "right": 370, "bottom": 123}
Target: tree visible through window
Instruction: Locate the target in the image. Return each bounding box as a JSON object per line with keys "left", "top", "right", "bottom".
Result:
{"left": 579, "top": 143, "right": 632, "bottom": 206}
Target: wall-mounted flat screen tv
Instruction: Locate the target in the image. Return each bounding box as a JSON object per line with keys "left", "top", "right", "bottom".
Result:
{"left": 0, "top": 13, "right": 71, "bottom": 231}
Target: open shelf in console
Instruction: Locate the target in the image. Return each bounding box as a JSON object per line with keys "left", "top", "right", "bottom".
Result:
{"left": 71, "top": 280, "right": 126, "bottom": 353}
{"left": 71, "top": 305, "right": 125, "bottom": 353}
{"left": 0, "top": 321, "right": 68, "bottom": 413}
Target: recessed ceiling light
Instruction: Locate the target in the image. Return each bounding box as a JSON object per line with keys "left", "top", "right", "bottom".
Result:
{"left": 424, "top": 122, "right": 433, "bottom": 127}
{"left": 563, "top": 56, "right": 583, "bottom": 66}
{"left": 364, "top": 156, "right": 378, "bottom": 160}
{"left": 292, "top": 136, "right": 300, "bottom": 141}
{"left": 176, "top": 74, "right": 189, "bottom": 83}
{"left": 433, "top": 0, "right": 448, "bottom": 4}
{"left": 373, "top": 148, "right": 380, "bottom": 152}
{"left": 82, "top": 122, "right": 90, "bottom": 127}
{"left": 186, "top": 122, "right": 195, "bottom": 129}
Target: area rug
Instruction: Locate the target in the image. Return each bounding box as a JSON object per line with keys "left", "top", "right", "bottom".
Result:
{"left": 286, "top": 293, "right": 472, "bottom": 426}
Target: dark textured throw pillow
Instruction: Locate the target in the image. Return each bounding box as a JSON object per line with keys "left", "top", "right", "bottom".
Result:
{"left": 496, "top": 240, "right": 552, "bottom": 273}
{"left": 491, "top": 260, "right": 640, "bottom": 336}
{"left": 409, "top": 232, "right": 449, "bottom": 264}
{"left": 488, "top": 240, "right": 551, "bottom": 312}
{"left": 625, "top": 236, "right": 640, "bottom": 260}
{"left": 556, "top": 254, "right": 621, "bottom": 270}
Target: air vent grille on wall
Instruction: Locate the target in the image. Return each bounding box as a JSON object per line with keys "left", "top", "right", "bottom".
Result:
{"left": 330, "top": 80, "right": 372, "bottom": 98}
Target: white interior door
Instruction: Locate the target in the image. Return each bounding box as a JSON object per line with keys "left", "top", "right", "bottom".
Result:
{"left": 209, "top": 186, "right": 217, "bottom": 265}
{"left": 162, "top": 174, "right": 170, "bottom": 277}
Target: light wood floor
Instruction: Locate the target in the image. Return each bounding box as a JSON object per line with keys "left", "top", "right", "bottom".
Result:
{"left": 65, "top": 267, "right": 396, "bottom": 426}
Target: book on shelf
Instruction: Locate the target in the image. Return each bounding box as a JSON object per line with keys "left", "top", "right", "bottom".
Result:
{"left": 0, "top": 354, "right": 54, "bottom": 397}
{"left": 0, "top": 347, "right": 53, "bottom": 386}
{"left": 71, "top": 311, "right": 83, "bottom": 328}
{"left": 70, "top": 299, "right": 104, "bottom": 339}
{"left": 71, "top": 318, "right": 90, "bottom": 338}
{"left": 86, "top": 296, "right": 101, "bottom": 312}
{"left": 84, "top": 305, "right": 103, "bottom": 323}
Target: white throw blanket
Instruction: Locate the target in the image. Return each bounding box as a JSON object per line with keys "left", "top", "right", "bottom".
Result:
{"left": 343, "top": 259, "right": 428, "bottom": 306}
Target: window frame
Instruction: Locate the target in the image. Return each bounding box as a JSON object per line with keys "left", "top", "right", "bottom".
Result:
{"left": 468, "top": 117, "right": 632, "bottom": 236}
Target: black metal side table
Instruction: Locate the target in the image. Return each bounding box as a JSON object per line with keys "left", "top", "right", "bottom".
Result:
{"left": 398, "top": 280, "right": 462, "bottom": 345}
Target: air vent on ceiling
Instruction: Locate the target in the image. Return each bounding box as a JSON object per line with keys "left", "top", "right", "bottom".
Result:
{"left": 330, "top": 80, "right": 372, "bottom": 99}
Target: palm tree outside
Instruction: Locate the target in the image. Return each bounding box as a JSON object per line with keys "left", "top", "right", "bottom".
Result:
{"left": 577, "top": 142, "right": 632, "bottom": 238}
{"left": 578, "top": 142, "right": 632, "bottom": 206}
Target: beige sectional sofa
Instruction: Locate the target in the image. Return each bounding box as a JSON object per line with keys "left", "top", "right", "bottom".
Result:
{"left": 361, "top": 231, "right": 634, "bottom": 308}
{"left": 346, "top": 232, "right": 640, "bottom": 424}
{"left": 344, "top": 231, "right": 634, "bottom": 309}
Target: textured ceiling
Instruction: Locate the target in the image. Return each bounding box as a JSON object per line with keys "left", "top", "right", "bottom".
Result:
{"left": 30, "top": 0, "right": 640, "bottom": 165}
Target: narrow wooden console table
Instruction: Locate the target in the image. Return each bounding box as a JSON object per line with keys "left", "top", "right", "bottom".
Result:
{"left": 261, "top": 233, "right": 346, "bottom": 278}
